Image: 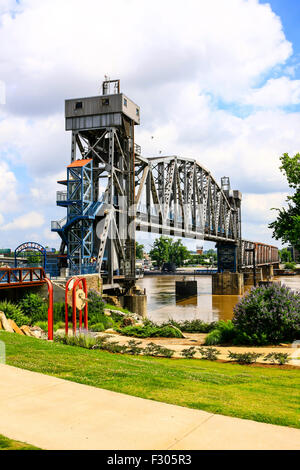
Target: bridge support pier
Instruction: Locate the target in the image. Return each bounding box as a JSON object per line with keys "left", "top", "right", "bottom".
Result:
{"left": 243, "top": 269, "right": 263, "bottom": 286}
{"left": 123, "top": 294, "right": 147, "bottom": 318}
{"left": 261, "top": 265, "right": 274, "bottom": 280}
{"left": 175, "top": 280, "right": 197, "bottom": 299}
{"left": 216, "top": 242, "right": 239, "bottom": 273}
{"left": 212, "top": 272, "right": 243, "bottom": 295}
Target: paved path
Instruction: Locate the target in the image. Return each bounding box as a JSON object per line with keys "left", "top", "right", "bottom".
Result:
{"left": 0, "top": 364, "right": 299, "bottom": 450}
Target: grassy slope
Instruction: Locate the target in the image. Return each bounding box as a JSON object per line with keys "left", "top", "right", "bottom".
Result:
{"left": 1, "top": 331, "right": 300, "bottom": 429}
{"left": 0, "top": 433, "right": 39, "bottom": 450}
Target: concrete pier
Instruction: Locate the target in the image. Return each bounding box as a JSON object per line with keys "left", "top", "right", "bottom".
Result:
{"left": 212, "top": 272, "right": 244, "bottom": 295}
{"left": 261, "top": 265, "right": 274, "bottom": 280}
{"left": 175, "top": 280, "right": 197, "bottom": 299}
{"left": 243, "top": 269, "right": 263, "bottom": 286}
{"left": 123, "top": 294, "right": 147, "bottom": 318}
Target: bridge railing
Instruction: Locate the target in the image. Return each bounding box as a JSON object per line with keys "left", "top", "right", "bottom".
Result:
{"left": 0, "top": 267, "right": 46, "bottom": 288}
{"left": 241, "top": 240, "right": 279, "bottom": 267}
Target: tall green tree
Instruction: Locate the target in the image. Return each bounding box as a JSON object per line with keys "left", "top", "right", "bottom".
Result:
{"left": 269, "top": 153, "right": 300, "bottom": 252}
{"left": 135, "top": 242, "right": 144, "bottom": 259}
{"left": 169, "top": 239, "right": 190, "bottom": 266}
{"left": 149, "top": 236, "right": 189, "bottom": 268}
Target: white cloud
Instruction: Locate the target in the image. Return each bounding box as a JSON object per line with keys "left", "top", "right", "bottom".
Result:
{"left": 245, "top": 77, "right": 300, "bottom": 107}
{"left": 0, "top": 0, "right": 298, "bottom": 247}
{"left": 0, "top": 161, "right": 19, "bottom": 213}
{"left": 0, "top": 211, "right": 45, "bottom": 231}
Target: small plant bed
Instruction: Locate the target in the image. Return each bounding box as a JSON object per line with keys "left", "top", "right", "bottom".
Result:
{"left": 116, "top": 323, "right": 183, "bottom": 338}
{"left": 1, "top": 331, "right": 300, "bottom": 429}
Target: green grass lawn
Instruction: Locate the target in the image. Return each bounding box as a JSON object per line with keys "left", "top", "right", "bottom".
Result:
{"left": 1, "top": 331, "right": 300, "bottom": 429}
{"left": 0, "top": 433, "right": 40, "bottom": 450}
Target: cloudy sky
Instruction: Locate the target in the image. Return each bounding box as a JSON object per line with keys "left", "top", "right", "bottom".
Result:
{"left": 0, "top": 0, "right": 299, "bottom": 251}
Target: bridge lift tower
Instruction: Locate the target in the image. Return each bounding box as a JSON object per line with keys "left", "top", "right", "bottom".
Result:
{"left": 52, "top": 79, "right": 140, "bottom": 287}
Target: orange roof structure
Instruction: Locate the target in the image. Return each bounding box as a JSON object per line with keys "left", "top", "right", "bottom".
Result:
{"left": 67, "top": 159, "right": 93, "bottom": 168}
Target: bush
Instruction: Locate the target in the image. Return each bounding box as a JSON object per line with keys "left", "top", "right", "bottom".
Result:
{"left": 158, "top": 347, "right": 175, "bottom": 358}
{"left": 164, "top": 319, "right": 216, "bottom": 333}
{"left": 126, "top": 339, "right": 143, "bottom": 355}
{"left": 284, "top": 262, "right": 296, "bottom": 271}
{"left": 233, "top": 284, "right": 300, "bottom": 345}
{"left": 204, "top": 329, "right": 222, "bottom": 345}
{"left": 88, "top": 289, "right": 105, "bottom": 322}
{"left": 228, "top": 351, "right": 262, "bottom": 364}
{"left": 18, "top": 293, "right": 47, "bottom": 323}
{"left": 0, "top": 301, "right": 29, "bottom": 327}
{"left": 54, "top": 333, "right": 96, "bottom": 349}
{"left": 263, "top": 352, "right": 290, "bottom": 365}
{"left": 53, "top": 302, "right": 70, "bottom": 323}
{"left": 118, "top": 324, "right": 183, "bottom": 338}
{"left": 143, "top": 342, "right": 162, "bottom": 356}
{"left": 204, "top": 320, "right": 236, "bottom": 345}
{"left": 181, "top": 347, "right": 197, "bottom": 359}
{"left": 198, "top": 347, "right": 220, "bottom": 361}
{"left": 89, "top": 322, "right": 105, "bottom": 332}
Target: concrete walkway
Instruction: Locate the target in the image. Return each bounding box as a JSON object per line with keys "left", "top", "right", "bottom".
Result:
{"left": 0, "top": 364, "right": 299, "bottom": 450}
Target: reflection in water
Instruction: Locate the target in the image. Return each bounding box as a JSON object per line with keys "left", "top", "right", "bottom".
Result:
{"left": 137, "top": 274, "right": 300, "bottom": 324}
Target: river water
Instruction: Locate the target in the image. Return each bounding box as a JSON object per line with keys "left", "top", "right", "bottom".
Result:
{"left": 137, "top": 275, "right": 300, "bottom": 324}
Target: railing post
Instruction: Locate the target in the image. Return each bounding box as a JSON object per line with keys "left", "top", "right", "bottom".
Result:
{"left": 45, "top": 278, "right": 54, "bottom": 341}
{"left": 65, "top": 276, "right": 76, "bottom": 336}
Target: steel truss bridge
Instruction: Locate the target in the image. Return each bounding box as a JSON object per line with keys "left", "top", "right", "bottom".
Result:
{"left": 51, "top": 81, "right": 279, "bottom": 285}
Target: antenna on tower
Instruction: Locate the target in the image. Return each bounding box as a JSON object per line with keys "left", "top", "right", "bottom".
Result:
{"left": 102, "top": 77, "right": 120, "bottom": 95}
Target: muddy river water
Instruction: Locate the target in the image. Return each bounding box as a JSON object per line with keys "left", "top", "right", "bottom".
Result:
{"left": 137, "top": 275, "right": 300, "bottom": 324}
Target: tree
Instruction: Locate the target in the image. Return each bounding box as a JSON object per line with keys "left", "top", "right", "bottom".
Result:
{"left": 169, "top": 239, "right": 190, "bottom": 266}
{"left": 279, "top": 248, "right": 292, "bottom": 263}
{"left": 269, "top": 153, "right": 300, "bottom": 252}
{"left": 149, "top": 236, "right": 171, "bottom": 268}
{"left": 149, "top": 236, "right": 189, "bottom": 268}
{"left": 26, "top": 252, "right": 41, "bottom": 265}
{"left": 135, "top": 242, "right": 144, "bottom": 259}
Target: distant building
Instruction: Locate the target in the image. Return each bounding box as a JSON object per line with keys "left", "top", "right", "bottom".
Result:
{"left": 196, "top": 245, "right": 203, "bottom": 255}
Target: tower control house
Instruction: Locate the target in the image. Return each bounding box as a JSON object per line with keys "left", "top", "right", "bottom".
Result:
{"left": 52, "top": 79, "right": 140, "bottom": 286}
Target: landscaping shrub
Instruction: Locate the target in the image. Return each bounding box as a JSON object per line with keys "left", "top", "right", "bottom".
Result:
{"left": 198, "top": 347, "right": 220, "bottom": 361}
{"left": 126, "top": 339, "right": 143, "bottom": 355}
{"left": 18, "top": 293, "right": 47, "bottom": 324}
{"left": 263, "top": 352, "right": 290, "bottom": 365}
{"left": 88, "top": 289, "right": 105, "bottom": 320}
{"left": 204, "top": 329, "right": 222, "bottom": 345}
{"left": 53, "top": 302, "right": 70, "bottom": 323}
{"left": 164, "top": 319, "right": 216, "bottom": 333}
{"left": 0, "top": 301, "right": 29, "bottom": 327}
{"left": 204, "top": 320, "right": 236, "bottom": 345}
{"left": 118, "top": 324, "right": 183, "bottom": 338}
{"left": 54, "top": 333, "right": 97, "bottom": 349}
{"left": 89, "top": 322, "right": 105, "bottom": 332}
{"left": 227, "top": 351, "right": 262, "bottom": 364}
{"left": 284, "top": 262, "right": 296, "bottom": 271}
{"left": 181, "top": 347, "right": 197, "bottom": 359}
{"left": 233, "top": 284, "right": 300, "bottom": 345}
{"left": 158, "top": 347, "right": 175, "bottom": 358}
{"left": 143, "top": 342, "right": 162, "bottom": 356}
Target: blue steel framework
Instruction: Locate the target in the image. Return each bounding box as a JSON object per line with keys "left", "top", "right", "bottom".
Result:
{"left": 52, "top": 159, "right": 101, "bottom": 274}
